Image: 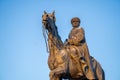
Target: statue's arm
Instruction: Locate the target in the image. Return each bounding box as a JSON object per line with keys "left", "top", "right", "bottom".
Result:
{"left": 75, "top": 28, "right": 85, "bottom": 42}
{"left": 68, "top": 28, "right": 85, "bottom": 45}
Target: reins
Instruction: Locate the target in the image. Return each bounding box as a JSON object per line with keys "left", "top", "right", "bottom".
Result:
{"left": 42, "top": 23, "right": 49, "bottom": 53}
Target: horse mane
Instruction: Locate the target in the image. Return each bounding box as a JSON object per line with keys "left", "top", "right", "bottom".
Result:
{"left": 49, "top": 20, "right": 63, "bottom": 49}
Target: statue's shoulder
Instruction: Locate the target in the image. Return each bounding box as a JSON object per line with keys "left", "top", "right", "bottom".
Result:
{"left": 70, "top": 27, "right": 85, "bottom": 35}
{"left": 76, "top": 27, "right": 85, "bottom": 32}
{"left": 79, "top": 26, "right": 84, "bottom": 30}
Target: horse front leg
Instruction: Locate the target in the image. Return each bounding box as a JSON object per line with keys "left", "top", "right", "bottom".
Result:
{"left": 49, "top": 75, "right": 60, "bottom": 80}
{"left": 49, "top": 70, "right": 61, "bottom": 80}
{"left": 49, "top": 65, "right": 66, "bottom": 80}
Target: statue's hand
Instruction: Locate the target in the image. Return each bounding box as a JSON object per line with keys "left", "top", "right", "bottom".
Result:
{"left": 68, "top": 39, "right": 80, "bottom": 45}
{"left": 68, "top": 39, "right": 73, "bottom": 44}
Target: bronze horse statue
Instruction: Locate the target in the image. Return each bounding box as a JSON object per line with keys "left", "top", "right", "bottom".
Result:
{"left": 42, "top": 11, "right": 105, "bottom": 80}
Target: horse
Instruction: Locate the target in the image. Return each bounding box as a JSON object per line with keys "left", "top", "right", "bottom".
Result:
{"left": 42, "top": 11, "right": 105, "bottom": 80}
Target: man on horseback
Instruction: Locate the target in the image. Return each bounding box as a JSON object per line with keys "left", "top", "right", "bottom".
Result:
{"left": 42, "top": 11, "right": 104, "bottom": 80}
{"left": 64, "top": 17, "right": 96, "bottom": 79}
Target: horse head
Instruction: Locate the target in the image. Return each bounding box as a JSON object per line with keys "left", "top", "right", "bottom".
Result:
{"left": 42, "top": 11, "right": 56, "bottom": 31}
{"left": 42, "top": 11, "right": 63, "bottom": 50}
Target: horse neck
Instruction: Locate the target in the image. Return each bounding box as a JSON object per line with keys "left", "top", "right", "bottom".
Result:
{"left": 48, "top": 33, "right": 60, "bottom": 56}
{"left": 47, "top": 19, "right": 63, "bottom": 55}
{"left": 48, "top": 20, "right": 63, "bottom": 48}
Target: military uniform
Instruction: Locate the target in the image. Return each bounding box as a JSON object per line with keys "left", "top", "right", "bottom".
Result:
{"left": 67, "top": 17, "right": 96, "bottom": 79}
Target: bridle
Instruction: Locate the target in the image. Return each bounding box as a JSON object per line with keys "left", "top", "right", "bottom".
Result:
{"left": 42, "top": 15, "right": 56, "bottom": 53}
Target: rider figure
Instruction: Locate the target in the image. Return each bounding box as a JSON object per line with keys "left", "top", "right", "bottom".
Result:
{"left": 65, "top": 17, "right": 96, "bottom": 79}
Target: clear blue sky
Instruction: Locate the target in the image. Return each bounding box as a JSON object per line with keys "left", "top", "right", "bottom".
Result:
{"left": 0, "top": 0, "right": 120, "bottom": 80}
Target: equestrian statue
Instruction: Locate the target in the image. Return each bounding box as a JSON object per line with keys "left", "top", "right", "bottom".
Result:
{"left": 42, "top": 11, "right": 105, "bottom": 80}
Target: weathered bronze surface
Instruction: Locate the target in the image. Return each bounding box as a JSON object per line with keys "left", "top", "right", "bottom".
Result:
{"left": 42, "top": 11, "right": 105, "bottom": 80}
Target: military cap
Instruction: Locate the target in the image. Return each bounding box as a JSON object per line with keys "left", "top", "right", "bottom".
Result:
{"left": 71, "top": 17, "right": 80, "bottom": 24}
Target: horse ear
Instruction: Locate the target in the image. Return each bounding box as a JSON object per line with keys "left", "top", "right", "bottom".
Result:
{"left": 44, "top": 11, "right": 47, "bottom": 14}
{"left": 52, "top": 11, "right": 55, "bottom": 15}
